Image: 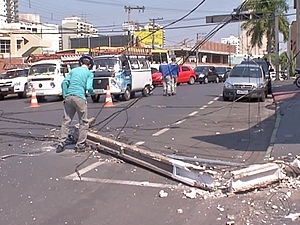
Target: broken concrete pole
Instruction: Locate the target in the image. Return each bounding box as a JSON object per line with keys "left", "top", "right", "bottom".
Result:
{"left": 86, "top": 132, "right": 216, "bottom": 190}
{"left": 230, "top": 163, "right": 284, "bottom": 192}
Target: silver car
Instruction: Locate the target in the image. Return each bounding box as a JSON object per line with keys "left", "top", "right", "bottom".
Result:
{"left": 222, "top": 64, "right": 268, "bottom": 102}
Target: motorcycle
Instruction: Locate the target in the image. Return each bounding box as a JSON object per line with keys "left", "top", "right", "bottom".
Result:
{"left": 295, "top": 68, "right": 300, "bottom": 88}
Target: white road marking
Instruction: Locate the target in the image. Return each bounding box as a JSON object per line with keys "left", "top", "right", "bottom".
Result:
{"left": 207, "top": 100, "right": 214, "bottom": 105}
{"left": 188, "top": 111, "right": 198, "bottom": 116}
{"left": 64, "top": 161, "right": 188, "bottom": 190}
{"left": 200, "top": 105, "right": 207, "bottom": 110}
{"left": 135, "top": 141, "right": 145, "bottom": 146}
{"left": 174, "top": 119, "right": 186, "bottom": 125}
{"left": 152, "top": 128, "right": 169, "bottom": 136}
{"left": 66, "top": 176, "right": 187, "bottom": 190}
{"left": 65, "top": 161, "right": 105, "bottom": 179}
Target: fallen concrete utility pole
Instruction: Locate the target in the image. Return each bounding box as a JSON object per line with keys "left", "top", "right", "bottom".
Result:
{"left": 230, "top": 162, "right": 284, "bottom": 193}
{"left": 86, "top": 132, "right": 217, "bottom": 191}
{"left": 86, "top": 131, "right": 287, "bottom": 193}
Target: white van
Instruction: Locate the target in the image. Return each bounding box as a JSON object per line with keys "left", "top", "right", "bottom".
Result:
{"left": 27, "top": 55, "right": 80, "bottom": 100}
{"left": 91, "top": 50, "right": 153, "bottom": 102}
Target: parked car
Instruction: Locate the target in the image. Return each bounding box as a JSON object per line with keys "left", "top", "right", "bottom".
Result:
{"left": 215, "top": 66, "right": 231, "bottom": 82}
{"left": 194, "top": 65, "right": 219, "bottom": 84}
{"left": 151, "top": 67, "right": 163, "bottom": 86}
{"left": 0, "top": 68, "right": 29, "bottom": 100}
{"left": 177, "top": 64, "right": 196, "bottom": 85}
{"left": 151, "top": 64, "right": 196, "bottom": 86}
{"left": 240, "top": 59, "right": 273, "bottom": 94}
{"left": 222, "top": 64, "right": 268, "bottom": 102}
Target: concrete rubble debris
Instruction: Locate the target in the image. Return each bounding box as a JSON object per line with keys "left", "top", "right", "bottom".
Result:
{"left": 82, "top": 130, "right": 300, "bottom": 195}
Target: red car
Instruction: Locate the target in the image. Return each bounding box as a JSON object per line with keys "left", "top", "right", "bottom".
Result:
{"left": 151, "top": 67, "right": 163, "bottom": 86}
{"left": 151, "top": 65, "right": 196, "bottom": 86}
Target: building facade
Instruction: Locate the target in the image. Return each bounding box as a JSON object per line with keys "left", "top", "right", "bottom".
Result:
{"left": 0, "top": 0, "right": 19, "bottom": 24}
{"left": 61, "top": 16, "right": 98, "bottom": 50}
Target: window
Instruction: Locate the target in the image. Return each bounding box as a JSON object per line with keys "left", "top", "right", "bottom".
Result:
{"left": 0, "top": 40, "right": 10, "bottom": 53}
{"left": 17, "top": 40, "right": 22, "bottom": 50}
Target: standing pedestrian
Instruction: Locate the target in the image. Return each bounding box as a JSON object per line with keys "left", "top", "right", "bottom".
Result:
{"left": 56, "top": 55, "right": 95, "bottom": 153}
{"left": 159, "top": 60, "right": 172, "bottom": 96}
{"left": 169, "top": 56, "right": 179, "bottom": 95}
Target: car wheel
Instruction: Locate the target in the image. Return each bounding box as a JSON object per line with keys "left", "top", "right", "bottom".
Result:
{"left": 188, "top": 77, "right": 195, "bottom": 85}
{"left": 204, "top": 77, "right": 208, "bottom": 84}
{"left": 91, "top": 94, "right": 100, "bottom": 103}
{"left": 123, "top": 87, "right": 131, "bottom": 101}
{"left": 223, "top": 95, "right": 229, "bottom": 101}
{"left": 142, "top": 86, "right": 150, "bottom": 97}
{"left": 18, "top": 84, "right": 28, "bottom": 98}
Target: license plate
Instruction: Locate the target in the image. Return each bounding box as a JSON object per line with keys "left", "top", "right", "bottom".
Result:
{"left": 95, "top": 89, "right": 104, "bottom": 94}
{"left": 1, "top": 88, "right": 9, "bottom": 92}
{"left": 236, "top": 90, "right": 248, "bottom": 94}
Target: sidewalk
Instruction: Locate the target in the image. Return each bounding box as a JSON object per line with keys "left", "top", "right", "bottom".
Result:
{"left": 270, "top": 79, "right": 300, "bottom": 160}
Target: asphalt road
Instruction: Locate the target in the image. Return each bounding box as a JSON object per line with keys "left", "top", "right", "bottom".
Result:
{"left": 1, "top": 82, "right": 294, "bottom": 225}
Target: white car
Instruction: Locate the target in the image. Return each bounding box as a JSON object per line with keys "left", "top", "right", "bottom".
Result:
{"left": 222, "top": 64, "right": 268, "bottom": 102}
{"left": 0, "top": 68, "right": 29, "bottom": 100}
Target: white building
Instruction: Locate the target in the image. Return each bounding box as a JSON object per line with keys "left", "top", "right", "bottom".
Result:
{"left": 221, "top": 35, "right": 240, "bottom": 54}
{"left": 0, "top": 13, "right": 59, "bottom": 58}
{"left": 0, "top": 0, "right": 19, "bottom": 24}
{"left": 61, "top": 16, "right": 98, "bottom": 50}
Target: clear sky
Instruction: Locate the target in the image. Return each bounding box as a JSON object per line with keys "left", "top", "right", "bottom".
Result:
{"left": 19, "top": 0, "right": 296, "bottom": 46}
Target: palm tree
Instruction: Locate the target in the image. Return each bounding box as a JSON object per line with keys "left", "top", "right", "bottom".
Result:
{"left": 241, "top": 0, "right": 290, "bottom": 56}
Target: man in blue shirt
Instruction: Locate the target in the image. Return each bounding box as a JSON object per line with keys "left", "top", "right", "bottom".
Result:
{"left": 169, "top": 56, "right": 179, "bottom": 95}
{"left": 159, "top": 61, "right": 172, "bottom": 96}
{"left": 56, "top": 55, "right": 95, "bottom": 153}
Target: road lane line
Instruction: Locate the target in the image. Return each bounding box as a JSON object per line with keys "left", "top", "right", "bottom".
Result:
{"left": 135, "top": 141, "right": 145, "bottom": 146}
{"left": 174, "top": 119, "right": 186, "bottom": 125}
{"left": 200, "top": 105, "right": 207, "bottom": 110}
{"left": 188, "top": 111, "right": 198, "bottom": 116}
{"left": 207, "top": 100, "right": 214, "bottom": 105}
{"left": 64, "top": 161, "right": 106, "bottom": 180}
{"left": 152, "top": 128, "right": 169, "bottom": 136}
{"left": 66, "top": 176, "right": 188, "bottom": 190}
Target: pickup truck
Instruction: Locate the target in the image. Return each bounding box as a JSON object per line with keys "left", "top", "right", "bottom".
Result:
{"left": 0, "top": 68, "right": 29, "bottom": 100}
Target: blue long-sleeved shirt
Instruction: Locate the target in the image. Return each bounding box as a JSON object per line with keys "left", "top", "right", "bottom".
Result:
{"left": 169, "top": 63, "right": 179, "bottom": 77}
{"left": 159, "top": 63, "right": 171, "bottom": 77}
{"left": 61, "top": 65, "right": 95, "bottom": 100}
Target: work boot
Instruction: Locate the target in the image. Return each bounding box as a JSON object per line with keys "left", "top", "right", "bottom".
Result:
{"left": 56, "top": 144, "right": 65, "bottom": 153}
{"left": 75, "top": 144, "right": 87, "bottom": 153}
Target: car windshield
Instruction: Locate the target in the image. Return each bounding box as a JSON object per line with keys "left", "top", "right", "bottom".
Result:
{"left": 215, "top": 67, "right": 226, "bottom": 74}
{"left": 230, "top": 66, "right": 262, "bottom": 78}
{"left": 5, "top": 69, "right": 28, "bottom": 78}
{"left": 241, "top": 60, "right": 269, "bottom": 74}
{"left": 94, "top": 57, "right": 121, "bottom": 72}
{"left": 29, "top": 64, "right": 57, "bottom": 75}
{"left": 194, "top": 66, "right": 208, "bottom": 73}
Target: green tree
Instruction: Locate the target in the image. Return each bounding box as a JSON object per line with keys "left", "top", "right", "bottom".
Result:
{"left": 241, "top": 0, "right": 290, "bottom": 56}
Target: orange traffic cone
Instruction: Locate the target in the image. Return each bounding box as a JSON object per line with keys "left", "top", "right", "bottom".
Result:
{"left": 30, "top": 88, "right": 40, "bottom": 108}
{"left": 104, "top": 85, "right": 114, "bottom": 107}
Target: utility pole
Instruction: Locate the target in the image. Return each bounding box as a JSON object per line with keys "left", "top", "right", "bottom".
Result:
{"left": 149, "top": 17, "right": 163, "bottom": 49}
{"left": 124, "top": 6, "right": 145, "bottom": 46}
{"left": 296, "top": 0, "right": 300, "bottom": 69}
{"left": 274, "top": 10, "right": 280, "bottom": 80}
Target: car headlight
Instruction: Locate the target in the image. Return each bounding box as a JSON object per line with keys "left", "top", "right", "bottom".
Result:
{"left": 224, "top": 82, "right": 233, "bottom": 89}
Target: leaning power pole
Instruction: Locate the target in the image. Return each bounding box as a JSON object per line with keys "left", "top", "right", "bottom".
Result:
{"left": 296, "top": 0, "right": 300, "bottom": 69}
{"left": 124, "top": 6, "right": 145, "bottom": 46}
{"left": 149, "top": 17, "right": 163, "bottom": 49}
